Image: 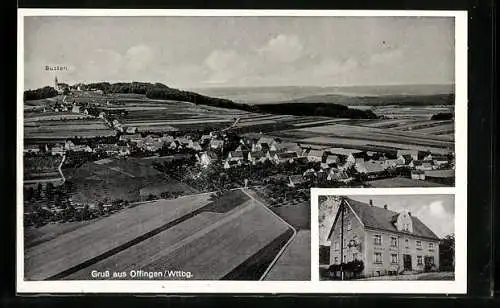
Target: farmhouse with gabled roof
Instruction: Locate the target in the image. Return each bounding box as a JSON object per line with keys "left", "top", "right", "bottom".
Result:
{"left": 328, "top": 197, "right": 440, "bottom": 278}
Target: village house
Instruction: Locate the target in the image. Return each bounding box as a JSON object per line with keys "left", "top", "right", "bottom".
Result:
{"left": 325, "top": 154, "right": 341, "bottom": 166}
{"left": 189, "top": 141, "right": 203, "bottom": 151}
{"left": 275, "top": 142, "right": 302, "bottom": 155}
{"left": 397, "top": 154, "right": 414, "bottom": 165}
{"left": 247, "top": 151, "right": 267, "bottom": 164}
{"left": 429, "top": 154, "right": 450, "bottom": 167}
{"left": 411, "top": 170, "right": 426, "bottom": 180}
{"left": 118, "top": 146, "right": 131, "bottom": 156}
{"left": 328, "top": 198, "right": 440, "bottom": 278}
{"left": 224, "top": 159, "right": 241, "bottom": 169}
{"left": 355, "top": 160, "right": 387, "bottom": 179}
{"left": 327, "top": 169, "right": 353, "bottom": 184}
{"left": 287, "top": 174, "right": 308, "bottom": 188}
{"left": 97, "top": 144, "right": 120, "bottom": 155}
{"left": 254, "top": 136, "right": 278, "bottom": 152}
{"left": 327, "top": 148, "right": 366, "bottom": 169}
{"left": 227, "top": 151, "right": 246, "bottom": 162}
{"left": 307, "top": 149, "right": 325, "bottom": 162}
{"left": 396, "top": 150, "right": 420, "bottom": 161}
{"left": 210, "top": 139, "right": 224, "bottom": 150}
{"left": 410, "top": 160, "right": 435, "bottom": 171}
{"left": 50, "top": 144, "right": 65, "bottom": 156}
{"left": 198, "top": 151, "right": 218, "bottom": 168}
{"left": 125, "top": 126, "right": 138, "bottom": 134}
{"left": 71, "top": 105, "right": 81, "bottom": 113}
{"left": 24, "top": 144, "right": 40, "bottom": 154}
{"left": 272, "top": 151, "right": 298, "bottom": 164}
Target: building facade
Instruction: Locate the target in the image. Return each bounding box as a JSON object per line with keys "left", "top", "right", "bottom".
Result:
{"left": 328, "top": 197, "right": 440, "bottom": 278}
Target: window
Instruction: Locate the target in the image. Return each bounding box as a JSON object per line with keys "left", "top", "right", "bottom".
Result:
{"left": 343, "top": 239, "right": 346, "bottom": 248}
{"left": 343, "top": 255, "right": 347, "bottom": 263}
{"left": 405, "top": 238, "right": 409, "bottom": 248}
{"left": 403, "top": 223, "right": 409, "bottom": 231}
{"left": 391, "top": 254, "right": 398, "bottom": 264}
{"left": 374, "top": 234, "right": 382, "bottom": 245}
{"left": 347, "top": 221, "right": 352, "bottom": 231}
{"left": 428, "top": 243, "right": 434, "bottom": 250}
{"left": 352, "top": 235, "right": 358, "bottom": 245}
{"left": 391, "top": 237, "right": 398, "bottom": 248}
{"left": 334, "top": 257, "right": 339, "bottom": 264}
{"left": 416, "top": 241, "right": 422, "bottom": 250}
{"left": 334, "top": 241, "right": 339, "bottom": 250}
{"left": 417, "top": 256, "right": 423, "bottom": 265}
{"left": 374, "top": 252, "right": 383, "bottom": 264}
{"left": 353, "top": 253, "right": 358, "bottom": 260}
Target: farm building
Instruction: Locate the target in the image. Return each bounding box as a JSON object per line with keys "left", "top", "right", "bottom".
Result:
{"left": 198, "top": 151, "right": 218, "bottom": 168}
{"left": 396, "top": 150, "right": 420, "bottom": 161}
{"left": 273, "top": 151, "right": 298, "bottom": 164}
{"left": 307, "top": 149, "right": 325, "bottom": 162}
{"left": 224, "top": 160, "right": 241, "bottom": 169}
{"left": 429, "top": 154, "right": 450, "bottom": 166}
{"left": 410, "top": 160, "right": 435, "bottom": 171}
{"left": 398, "top": 154, "right": 414, "bottom": 165}
{"left": 24, "top": 144, "right": 41, "bottom": 154}
{"left": 126, "top": 127, "right": 138, "bottom": 134}
{"left": 328, "top": 197, "right": 440, "bottom": 278}
{"left": 118, "top": 146, "right": 131, "bottom": 156}
{"left": 210, "top": 139, "right": 224, "bottom": 150}
{"left": 97, "top": 144, "right": 120, "bottom": 155}
{"left": 50, "top": 144, "right": 65, "bottom": 156}
{"left": 247, "top": 151, "right": 267, "bottom": 164}
{"left": 325, "top": 154, "right": 340, "bottom": 165}
{"left": 411, "top": 170, "right": 426, "bottom": 180}
{"left": 327, "top": 169, "right": 353, "bottom": 183}
{"left": 275, "top": 142, "right": 302, "bottom": 154}
{"left": 288, "top": 175, "right": 308, "bottom": 187}
{"left": 227, "top": 151, "right": 246, "bottom": 162}
{"left": 355, "top": 161, "right": 386, "bottom": 179}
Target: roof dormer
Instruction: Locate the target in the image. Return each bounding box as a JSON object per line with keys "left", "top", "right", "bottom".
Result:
{"left": 394, "top": 210, "right": 413, "bottom": 233}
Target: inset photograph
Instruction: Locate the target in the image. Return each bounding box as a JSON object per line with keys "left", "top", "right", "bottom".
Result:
{"left": 318, "top": 193, "right": 454, "bottom": 281}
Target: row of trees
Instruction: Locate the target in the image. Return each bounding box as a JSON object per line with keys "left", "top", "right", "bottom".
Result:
{"left": 24, "top": 86, "right": 58, "bottom": 101}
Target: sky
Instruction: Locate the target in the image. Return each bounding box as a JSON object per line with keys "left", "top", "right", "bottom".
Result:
{"left": 350, "top": 194, "right": 455, "bottom": 238}
{"left": 24, "top": 16, "right": 455, "bottom": 90}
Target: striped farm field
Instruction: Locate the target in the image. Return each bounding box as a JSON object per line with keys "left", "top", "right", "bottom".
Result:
{"left": 409, "top": 123, "right": 455, "bottom": 134}
{"left": 25, "top": 193, "right": 213, "bottom": 280}
{"left": 264, "top": 230, "right": 311, "bottom": 281}
{"left": 299, "top": 136, "right": 452, "bottom": 154}
{"left": 296, "top": 124, "right": 454, "bottom": 144}
{"left": 389, "top": 120, "right": 453, "bottom": 131}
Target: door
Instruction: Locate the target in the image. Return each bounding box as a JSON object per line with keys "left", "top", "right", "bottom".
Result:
{"left": 403, "top": 254, "right": 412, "bottom": 271}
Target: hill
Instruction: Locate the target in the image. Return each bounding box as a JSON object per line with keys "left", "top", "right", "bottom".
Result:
{"left": 26, "top": 81, "right": 377, "bottom": 119}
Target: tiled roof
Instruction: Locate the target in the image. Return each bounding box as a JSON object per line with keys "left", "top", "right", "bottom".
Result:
{"left": 340, "top": 198, "right": 439, "bottom": 240}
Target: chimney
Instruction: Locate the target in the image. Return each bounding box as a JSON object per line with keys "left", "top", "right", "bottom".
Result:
{"left": 383, "top": 204, "right": 388, "bottom": 210}
{"left": 369, "top": 199, "right": 373, "bottom": 206}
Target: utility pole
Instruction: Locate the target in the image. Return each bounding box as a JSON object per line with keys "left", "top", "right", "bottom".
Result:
{"left": 340, "top": 197, "right": 345, "bottom": 280}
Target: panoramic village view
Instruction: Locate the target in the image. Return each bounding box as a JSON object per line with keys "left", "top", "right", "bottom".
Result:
{"left": 23, "top": 16, "right": 455, "bottom": 281}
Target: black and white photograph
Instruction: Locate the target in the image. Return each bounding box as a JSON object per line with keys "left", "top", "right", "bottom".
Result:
{"left": 18, "top": 9, "right": 467, "bottom": 293}
{"left": 318, "top": 193, "right": 455, "bottom": 281}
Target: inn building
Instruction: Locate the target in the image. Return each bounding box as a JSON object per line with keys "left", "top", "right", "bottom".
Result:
{"left": 328, "top": 197, "right": 440, "bottom": 277}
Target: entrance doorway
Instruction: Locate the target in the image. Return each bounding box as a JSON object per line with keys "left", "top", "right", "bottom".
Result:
{"left": 403, "top": 254, "right": 412, "bottom": 271}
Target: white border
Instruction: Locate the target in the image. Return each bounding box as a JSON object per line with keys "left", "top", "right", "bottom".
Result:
{"left": 16, "top": 9, "right": 468, "bottom": 294}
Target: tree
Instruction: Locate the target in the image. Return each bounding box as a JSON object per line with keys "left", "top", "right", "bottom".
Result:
{"left": 440, "top": 234, "right": 455, "bottom": 271}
